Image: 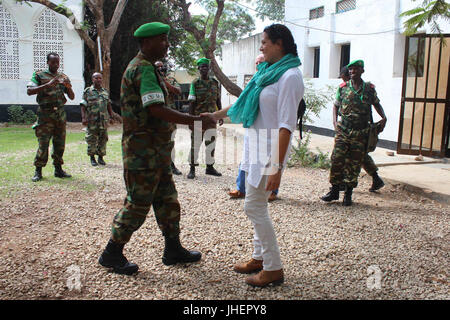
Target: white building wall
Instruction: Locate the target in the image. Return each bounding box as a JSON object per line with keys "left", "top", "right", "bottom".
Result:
{"left": 285, "top": 0, "right": 450, "bottom": 143}
{"left": 221, "top": 33, "right": 263, "bottom": 107}
{"left": 0, "top": 0, "right": 84, "bottom": 107}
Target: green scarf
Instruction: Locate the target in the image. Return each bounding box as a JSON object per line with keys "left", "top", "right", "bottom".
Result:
{"left": 227, "top": 53, "right": 301, "bottom": 128}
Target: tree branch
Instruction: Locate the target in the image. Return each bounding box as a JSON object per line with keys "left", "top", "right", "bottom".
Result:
{"left": 19, "top": 0, "right": 95, "bottom": 52}
{"left": 105, "top": 0, "right": 128, "bottom": 44}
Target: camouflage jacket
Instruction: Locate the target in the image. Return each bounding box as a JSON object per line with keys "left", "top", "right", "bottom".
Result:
{"left": 120, "top": 51, "right": 174, "bottom": 170}
{"left": 335, "top": 80, "right": 380, "bottom": 129}
{"left": 164, "top": 76, "right": 181, "bottom": 110}
{"left": 188, "top": 77, "right": 220, "bottom": 115}
{"left": 27, "top": 70, "right": 70, "bottom": 121}
{"left": 80, "top": 85, "right": 110, "bottom": 129}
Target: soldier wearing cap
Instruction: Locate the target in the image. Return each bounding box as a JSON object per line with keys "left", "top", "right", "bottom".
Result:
{"left": 155, "top": 61, "right": 182, "bottom": 175}
{"left": 27, "top": 52, "right": 75, "bottom": 182}
{"left": 80, "top": 72, "right": 122, "bottom": 166}
{"left": 321, "top": 59, "right": 387, "bottom": 206}
{"left": 98, "top": 22, "right": 216, "bottom": 275}
{"left": 187, "top": 58, "right": 223, "bottom": 179}
{"left": 336, "top": 67, "right": 385, "bottom": 193}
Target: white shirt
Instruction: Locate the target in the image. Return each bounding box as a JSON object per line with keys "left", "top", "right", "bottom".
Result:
{"left": 240, "top": 67, "right": 304, "bottom": 188}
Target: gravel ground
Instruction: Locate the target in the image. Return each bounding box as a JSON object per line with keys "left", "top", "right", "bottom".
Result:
{"left": 0, "top": 125, "right": 448, "bottom": 300}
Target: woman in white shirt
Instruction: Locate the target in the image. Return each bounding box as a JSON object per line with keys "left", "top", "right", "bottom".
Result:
{"left": 203, "top": 24, "right": 304, "bottom": 287}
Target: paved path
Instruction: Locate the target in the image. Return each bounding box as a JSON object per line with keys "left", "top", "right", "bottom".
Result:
{"left": 221, "top": 123, "right": 450, "bottom": 204}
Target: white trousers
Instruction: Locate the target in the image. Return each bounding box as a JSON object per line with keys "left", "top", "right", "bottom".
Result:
{"left": 244, "top": 173, "right": 282, "bottom": 271}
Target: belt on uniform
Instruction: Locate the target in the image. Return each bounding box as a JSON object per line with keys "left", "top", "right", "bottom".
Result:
{"left": 339, "top": 118, "right": 369, "bottom": 130}
{"left": 40, "top": 105, "right": 62, "bottom": 111}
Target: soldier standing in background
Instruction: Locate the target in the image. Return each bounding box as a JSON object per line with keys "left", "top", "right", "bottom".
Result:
{"left": 336, "top": 66, "right": 385, "bottom": 193}
{"left": 321, "top": 60, "right": 387, "bottom": 206}
{"left": 155, "top": 61, "right": 182, "bottom": 175}
{"left": 80, "top": 72, "right": 122, "bottom": 166}
{"left": 187, "top": 58, "right": 223, "bottom": 179}
{"left": 27, "top": 52, "right": 74, "bottom": 182}
{"left": 98, "top": 22, "right": 215, "bottom": 275}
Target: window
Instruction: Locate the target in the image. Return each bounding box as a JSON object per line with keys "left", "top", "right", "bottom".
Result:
{"left": 340, "top": 44, "right": 351, "bottom": 72}
{"left": 33, "top": 8, "right": 64, "bottom": 72}
{"left": 313, "top": 47, "right": 320, "bottom": 78}
{"left": 0, "top": 4, "right": 19, "bottom": 80}
{"left": 406, "top": 37, "right": 425, "bottom": 77}
{"left": 309, "top": 6, "right": 324, "bottom": 20}
{"left": 243, "top": 74, "right": 253, "bottom": 88}
{"left": 336, "top": 0, "right": 356, "bottom": 14}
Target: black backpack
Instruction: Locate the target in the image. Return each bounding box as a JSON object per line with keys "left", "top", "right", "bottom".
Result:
{"left": 297, "top": 99, "right": 306, "bottom": 139}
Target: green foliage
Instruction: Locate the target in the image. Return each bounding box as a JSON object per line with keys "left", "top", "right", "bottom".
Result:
{"left": 245, "top": 0, "right": 285, "bottom": 22}
{"left": 400, "top": 0, "right": 450, "bottom": 36}
{"left": 7, "top": 106, "right": 37, "bottom": 125}
{"left": 170, "top": 0, "right": 256, "bottom": 73}
{"left": 288, "top": 131, "right": 331, "bottom": 169}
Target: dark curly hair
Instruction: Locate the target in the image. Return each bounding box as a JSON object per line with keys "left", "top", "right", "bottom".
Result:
{"left": 47, "top": 52, "right": 60, "bottom": 62}
{"left": 263, "top": 24, "right": 298, "bottom": 57}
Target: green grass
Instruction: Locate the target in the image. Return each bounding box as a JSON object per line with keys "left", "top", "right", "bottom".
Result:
{"left": 0, "top": 127, "right": 123, "bottom": 197}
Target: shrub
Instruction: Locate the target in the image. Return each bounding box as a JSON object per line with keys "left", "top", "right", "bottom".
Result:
{"left": 288, "top": 131, "right": 331, "bottom": 169}
{"left": 7, "top": 105, "right": 37, "bottom": 124}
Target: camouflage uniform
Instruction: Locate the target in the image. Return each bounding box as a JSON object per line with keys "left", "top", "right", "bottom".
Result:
{"left": 80, "top": 86, "right": 110, "bottom": 157}
{"left": 27, "top": 70, "right": 70, "bottom": 168}
{"left": 165, "top": 76, "right": 181, "bottom": 110}
{"left": 111, "top": 52, "right": 180, "bottom": 244}
{"left": 188, "top": 77, "right": 220, "bottom": 166}
{"left": 330, "top": 80, "right": 380, "bottom": 188}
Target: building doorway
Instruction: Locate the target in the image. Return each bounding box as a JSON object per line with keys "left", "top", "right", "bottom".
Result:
{"left": 397, "top": 34, "right": 450, "bottom": 158}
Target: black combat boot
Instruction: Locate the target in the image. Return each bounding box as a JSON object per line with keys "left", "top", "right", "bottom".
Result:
{"left": 171, "top": 162, "right": 182, "bottom": 175}
{"left": 32, "top": 167, "right": 43, "bottom": 182}
{"left": 205, "top": 165, "right": 222, "bottom": 176}
{"left": 54, "top": 165, "right": 72, "bottom": 178}
{"left": 320, "top": 185, "right": 340, "bottom": 202}
{"left": 90, "top": 155, "right": 98, "bottom": 166}
{"left": 98, "top": 239, "right": 139, "bottom": 275}
{"left": 343, "top": 187, "right": 353, "bottom": 206}
{"left": 369, "top": 173, "right": 385, "bottom": 192}
{"left": 187, "top": 166, "right": 195, "bottom": 179}
{"left": 97, "top": 156, "right": 106, "bottom": 166}
{"left": 162, "top": 235, "right": 202, "bottom": 266}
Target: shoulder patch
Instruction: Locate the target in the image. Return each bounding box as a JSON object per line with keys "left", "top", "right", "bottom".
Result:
{"left": 339, "top": 82, "right": 347, "bottom": 88}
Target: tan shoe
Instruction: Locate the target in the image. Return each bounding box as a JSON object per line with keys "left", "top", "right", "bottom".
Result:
{"left": 245, "top": 269, "right": 284, "bottom": 287}
{"left": 228, "top": 189, "right": 245, "bottom": 199}
{"left": 268, "top": 192, "right": 279, "bottom": 202}
{"left": 233, "top": 258, "right": 263, "bottom": 274}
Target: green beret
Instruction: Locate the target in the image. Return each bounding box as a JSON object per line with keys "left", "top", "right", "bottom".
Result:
{"left": 134, "top": 22, "right": 170, "bottom": 38}
{"left": 347, "top": 59, "right": 364, "bottom": 68}
{"left": 196, "top": 58, "right": 210, "bottom": 66}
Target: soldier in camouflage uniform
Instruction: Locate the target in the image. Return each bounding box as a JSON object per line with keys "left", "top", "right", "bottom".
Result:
{"left": 98, "top": 22, "right": 216, "bottom": 275}
{"left": 155, "top": 61, "right": 182, "bottom": 175}
{"left": 27, "top": 52, "right": 74, "bottom": 182}
{"left": 187, "top": 58, "right": 223, "bottom": 179}
{"left": 321, "top": 60, "right": 387, "bottom": 206}
{"left": 80, "top": 72, "right": 122, "bottom": 166}
{"left": 337, "top": 67, "right": 385, "bottom": 192}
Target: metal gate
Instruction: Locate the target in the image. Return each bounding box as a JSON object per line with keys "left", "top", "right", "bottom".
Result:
{"left": 397, "top": 34, "right": 450, "bottom": 157}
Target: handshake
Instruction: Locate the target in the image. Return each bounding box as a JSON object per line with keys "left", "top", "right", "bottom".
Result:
{"left": 195, "top": 112, "right": 223, "bottom": 130}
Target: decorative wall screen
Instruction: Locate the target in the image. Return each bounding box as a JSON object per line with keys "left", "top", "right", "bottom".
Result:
{"left": 33, "top": 8, "right": 64, "bottom": 71}
{"left": 0, "top": 4, "right": 19, "bottom": 80}
{"left": 336, "top": 0, "right": 356, "bottom": 14}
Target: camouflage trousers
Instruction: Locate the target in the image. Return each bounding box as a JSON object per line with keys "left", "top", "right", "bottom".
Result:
{"left": 85, "top": 126, "right": 108, "bottom": 156}
{"left": 362, "top": 154, "right": 378, "bottom": 176}
{"left": 33, "top": 117, "right": 66, "bottom": 167}
{"left": 111, "top": 167, "right": 181, "bottom": 244}
{"left": 189, "top": 128, "right": 216, "bottom": 166}
{"left": 329, "top": 125, "right": 369, "bottom": 188}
